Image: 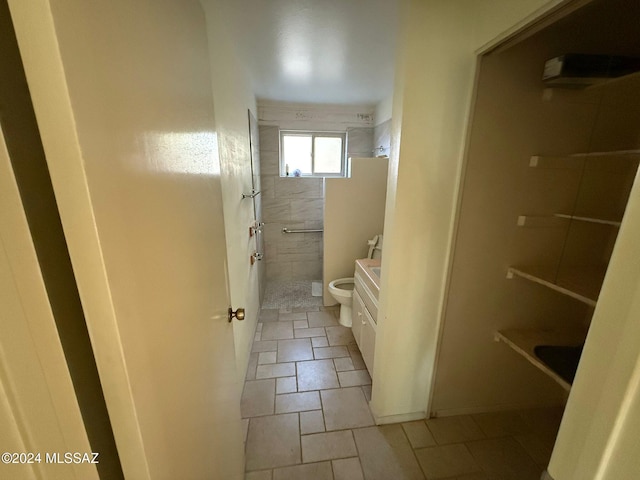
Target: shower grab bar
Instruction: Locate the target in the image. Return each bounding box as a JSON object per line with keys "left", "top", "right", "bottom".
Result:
{"left": 282, "top": 227, "right": 323, "bottom": 234}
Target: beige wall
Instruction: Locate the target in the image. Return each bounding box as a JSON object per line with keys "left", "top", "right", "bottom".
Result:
{"left": 202, "top": 0, "right": 261, "bottom": 384}
{"left": 372, "top": 0, "right": 571, "bottom": 421}
{"left": 10, "top": 0, "right": 245, "bottom": 478}
{"left": 324, "top": 157, "right": 388, "bottom": 304}
{"left": 375, "top": 0, "right": 640, "bottom": 478}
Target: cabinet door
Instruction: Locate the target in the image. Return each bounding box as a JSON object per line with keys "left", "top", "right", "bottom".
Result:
{"left": 352, "top": 289, "right": 365, "bottom": 349}
{"left": 361, "top": 307, "right": 376, "bottom": 375}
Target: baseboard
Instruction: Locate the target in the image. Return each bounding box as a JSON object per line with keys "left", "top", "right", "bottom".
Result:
{"left": 372, "top": 410, "right": 426, "bottom": 425}
{"left": 432, "top": 399, "right": 565, "bottom": 418}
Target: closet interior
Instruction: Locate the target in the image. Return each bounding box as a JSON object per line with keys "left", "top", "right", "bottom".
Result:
{"left": 431, "top": 0, "right": 640, "bottom": 420}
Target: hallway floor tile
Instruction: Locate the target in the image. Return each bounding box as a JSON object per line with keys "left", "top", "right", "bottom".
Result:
{"left": 243, "top": 306, "right": 561, "bottom": 479}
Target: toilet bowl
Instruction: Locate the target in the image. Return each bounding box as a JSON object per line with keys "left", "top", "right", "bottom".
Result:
{"left": 327, "top": 235, "right": 383, "bottom": 327}
{"left": 328, "top": 278, "right": 356, "bottom": 327}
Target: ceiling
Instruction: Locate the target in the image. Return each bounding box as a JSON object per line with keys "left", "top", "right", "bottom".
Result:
{"left": 213, "top": 0, "right": 398, "bottom": 106}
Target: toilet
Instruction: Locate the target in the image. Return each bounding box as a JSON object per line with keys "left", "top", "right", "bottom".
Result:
{"left": 328, "top": 278, "right": 356, "bottom": 327}
{"left": 328, "top": 235, "right": 383, "bottom": 327}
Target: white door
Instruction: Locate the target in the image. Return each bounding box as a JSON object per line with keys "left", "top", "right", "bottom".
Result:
{"left": 0, "top": 126, "right": 98, "bottom": 480}
{"left": 8, "top": 1, "right": 244, "bottom": 478}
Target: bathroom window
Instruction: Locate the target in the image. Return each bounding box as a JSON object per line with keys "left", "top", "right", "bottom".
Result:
{"left": 280, "top": 130, "right": 347, "bottom": 177}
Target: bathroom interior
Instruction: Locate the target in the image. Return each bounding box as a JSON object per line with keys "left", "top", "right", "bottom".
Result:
{"left": 243, "top": 0, "right": 640, "bottom": 476}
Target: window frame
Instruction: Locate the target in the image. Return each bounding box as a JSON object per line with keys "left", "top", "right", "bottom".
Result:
{"left": 279, "top": 130, "right": 347, "bottom": 178}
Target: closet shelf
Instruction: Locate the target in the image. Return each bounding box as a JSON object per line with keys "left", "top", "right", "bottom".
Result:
{"left": 553, "top": 214, "right": 621, "bottom": 227}
{"left": 495, "top": 328, "right": 585, "bottom": 392}
{"left": 529, "top": 150, "right": 640, "bottom": 168}
{"left": 569, "top": 149, "right": 640, "bottom": 157}
{"left": 507, "top": 266, "right": 607, "bottom": 307}
{"left": 517, "top": 214, "right": 621, "bottom": 228}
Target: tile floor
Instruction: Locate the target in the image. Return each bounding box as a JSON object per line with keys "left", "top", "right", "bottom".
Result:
{"left": 262, "top": 280, "right": 324, "bottom": 309}
{"left": 242, "top": 306, "right": 562, "bottom": 480}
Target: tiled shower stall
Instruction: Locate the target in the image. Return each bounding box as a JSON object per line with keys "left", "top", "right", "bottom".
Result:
{"left": 258, "top": 125, "right": 375, "bottom": 283}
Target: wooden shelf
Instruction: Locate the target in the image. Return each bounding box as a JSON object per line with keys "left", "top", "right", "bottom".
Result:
{"left": 517, "top": 214, "right": 621, "bottom": 228}
{"left": 495, "top": 328, "right": 585, "bottom": 392}
{"left": 529, "top": 151, "right": 640, "bottom": 169}
{"left": 553, "top": 213, "right": 621, "bottom": 227}
{"left": 507, "top": 266, "right": 607, "bottom": 307}
{"left": 569, "top": 149, "right": 640, "bottom": 158}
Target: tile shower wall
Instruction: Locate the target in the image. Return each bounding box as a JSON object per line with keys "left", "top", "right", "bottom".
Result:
{"left": 259, "top": 126, "right": 374, "bottom": 281}
{"left": 259, "top": 125, "right": 324, "bottom": 281}
{"left": 373, "top": 119, "right": 391, "bottom": 158}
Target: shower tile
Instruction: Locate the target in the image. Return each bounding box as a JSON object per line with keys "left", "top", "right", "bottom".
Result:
{"left": 263, "top": 198, "right": 291, "bottom": 223}
{"left": 262, "top": 280, "right": 323, "bottom": 309}
{"left": 290, "top": 198, "right": 323, "bottom": 223}
{"left": 261, "top": 175, "right": 276, "bottom": 199}
{"left": 259, "top": 126, "right": 279, "bottom": 152}
{"left": 346, "top": 127, "right": 374, "bottom": 157}
{"left": 274, "top": 177, "right": 323, "bottom": 199}
{"left": 290, "top": 260, "right": 323, "bottom": 280}
{"left": 266, "top": 262, "right": 293, "bottom": 281}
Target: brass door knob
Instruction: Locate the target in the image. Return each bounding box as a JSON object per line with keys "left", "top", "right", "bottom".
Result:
{"left": 228, "top": 307, "right": 245, "bottom": 322}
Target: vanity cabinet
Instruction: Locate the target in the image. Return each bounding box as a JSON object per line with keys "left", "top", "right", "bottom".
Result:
{"left": 352, "top": 289, "right": 376, "bottom": 375}
{"left": 352, "top": 259, "right": 380, "bottom": 377}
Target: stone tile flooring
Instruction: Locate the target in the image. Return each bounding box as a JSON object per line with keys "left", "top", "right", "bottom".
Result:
{"left": 243, "top": 306, "right": 562, "bottom": 479}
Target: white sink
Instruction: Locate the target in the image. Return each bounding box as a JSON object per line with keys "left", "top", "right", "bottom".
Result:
{"left": 371, "top": 266, "right": 381, "bottom": 278}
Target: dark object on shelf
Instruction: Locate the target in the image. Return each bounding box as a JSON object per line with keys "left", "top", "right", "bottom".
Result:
{"left": 543, "top": 54, "right": 640, "bottom": 87}
{"left": 534, "top": 344, "right": 584, "bottom": 383}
